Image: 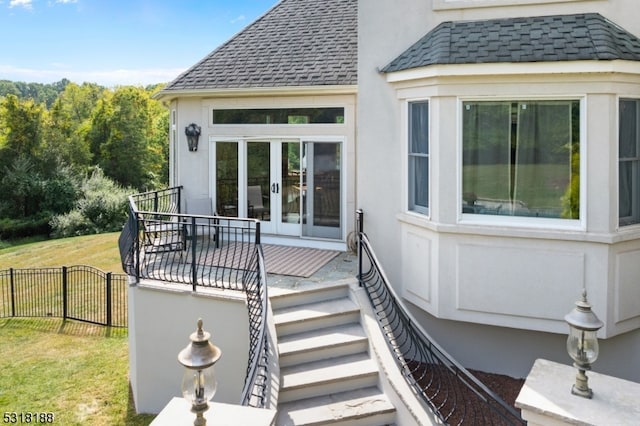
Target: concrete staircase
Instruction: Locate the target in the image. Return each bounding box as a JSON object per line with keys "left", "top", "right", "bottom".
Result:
{"left": 271, "top": 279, "right": 396, "bottom": 426}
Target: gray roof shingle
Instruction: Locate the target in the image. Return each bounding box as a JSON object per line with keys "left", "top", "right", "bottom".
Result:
{"left": 382, "top": 13, "right": 640, "bottom": 73}
{"left": 163, "top": 0, "right": 357, "bottom": 91}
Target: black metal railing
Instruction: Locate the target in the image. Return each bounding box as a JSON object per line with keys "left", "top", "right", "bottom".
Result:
{"left": 119, "top": 186, "right": 270, "bottom": 409}
{"left": 0, "top": 266, "right": 127, "bottom": 327}
{"left": 240, "top": 244, "right": 270, "bottom": 408}
{"left": 356, "top": 210, "right": 525, "bottom": 425}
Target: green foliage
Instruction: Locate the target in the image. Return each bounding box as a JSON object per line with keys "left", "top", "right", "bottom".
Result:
{"left": 0, "top": 79, "right": 170, "bottom": 239}
{"left": 0, "top": 78, "right": 69, "bottom": 108}
{"left": 50, "top": 168, "right": 132, "bottom": 238}
{"left": 0, "top": 215, "right": 51, "bottom": 240}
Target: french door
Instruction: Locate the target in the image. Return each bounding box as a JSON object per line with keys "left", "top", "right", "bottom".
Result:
{"left": 213, "top": 139, "right": 342, "bottom": 239}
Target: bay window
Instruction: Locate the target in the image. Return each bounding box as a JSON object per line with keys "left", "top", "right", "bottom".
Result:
{"left": 462, "top": 100, "right": 580, "bottom": 219}
{"left": 619, "top": 99, "right": 640, "bottom": 226}
{"left": 408, "top": 101, "right": 429, "bottom": 214}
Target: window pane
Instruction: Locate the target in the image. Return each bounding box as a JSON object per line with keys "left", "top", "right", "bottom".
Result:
{"left": 619, "top": 99, "right": 640, "bottom": 226}
{"left": 410, "top": 102, "right": 428, "bottom": 154}
{"left": 620, "top": 100, "right": 637, "bottom": 158}
{"left": 410, "top": 156, "right": 429, "bottom": 209}
{"left": 462, "top": 101, "right": 579, "bottom": 219}
{"left": 216, "top": 142, "right": 238, "bottom": 217}
{"left": 408, "top": 101, "right": 429, "bottom": 213}
{"left": 213, "top": 108, "right": 344, "bottom": 124}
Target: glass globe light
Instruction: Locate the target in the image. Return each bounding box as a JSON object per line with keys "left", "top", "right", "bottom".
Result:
{"left": 564, "top": 290, "right": 603, "bottom": 399}
{"left": 178, "top": 319, "right": 222, "bottom": 425}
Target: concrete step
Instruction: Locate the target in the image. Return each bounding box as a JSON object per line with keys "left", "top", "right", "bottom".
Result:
{"left": 273, "top": 297, "right": 360, "bottom": 337}
{"left": 269, "top": 280, "right": 352, "bottom": 311}
{"left": 278, "top": 323, "right": 369, "bottom": 368}
{"left": 276, "top": 386, "right": 396, "bottom": 426}
{"left": 279, "top": 353, "right": 379, "bottom": 403}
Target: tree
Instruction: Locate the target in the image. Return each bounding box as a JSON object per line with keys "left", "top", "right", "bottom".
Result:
{"left": 44, "top": 83, "right": 104, "bottom": 172}
{"left": 97, "top": 87, "right": 155, "bottom": 190}
{"left": 0, "top": 94, "right": 45, "bottom": 172}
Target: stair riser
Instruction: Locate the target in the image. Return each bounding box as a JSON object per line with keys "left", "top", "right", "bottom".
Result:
{"left": 279, "top": 340, "right": 369, "bottom": 368}
{"left": 270, "top": 286, "right": 350, "bottom": 311}
{"left": 316, "top": 411, "right": 396, "bottom": 426}
{"left": 279, "top": 374, "right": 379, "bottom": 403}
{"left": 275, "top": 312, "right": 360, "bottom": 337}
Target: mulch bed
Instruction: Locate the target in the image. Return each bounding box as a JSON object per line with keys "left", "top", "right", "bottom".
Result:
{"left": 407, "top": 360, "right": 526, "bottom": 425}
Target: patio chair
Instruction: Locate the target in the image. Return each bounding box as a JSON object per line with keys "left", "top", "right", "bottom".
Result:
{"left": 248, "top": 185, "right": 267, "bottom": 219}
{"left": 184, "top": 197, "right": 219, "bottom": 247}
{"left": 141, "top": 212, "right": 184, "bottom": 253}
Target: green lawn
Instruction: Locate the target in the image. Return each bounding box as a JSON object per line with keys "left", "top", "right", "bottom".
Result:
{"left": 0, "top": 234, "right": 155, "bottom": 425}
{"left": 0, "top": 232, "right": 123, "bottom": 273}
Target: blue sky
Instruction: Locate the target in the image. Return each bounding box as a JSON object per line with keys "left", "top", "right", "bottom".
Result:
{"left": 0, "top": 0, "right": 278, "bottom": 86}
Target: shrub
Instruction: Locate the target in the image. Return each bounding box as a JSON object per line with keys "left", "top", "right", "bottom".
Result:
{"left": 50, "top": 168, "right": 131, "bottom": 238}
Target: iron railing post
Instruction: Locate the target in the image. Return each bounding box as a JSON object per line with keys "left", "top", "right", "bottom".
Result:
{"left": 191, "top": 216, "right": 198, "bottom": 291}
{"left": 9, "top": 268, "right": 15, "bottom": 317}
{"left": 356, "top": 209, "right": 363, "bottom": 286}
{"left": 62, "top": 266, "right": 68, "bottom": 321}
{"left": 135, "top": 213, "right": 141, "bottom": 282}
{"left": 106, "top": 272, "right": 112, "bottom": 327}
{"left": 255, "top": 221, "right": 261, "bottom": 245}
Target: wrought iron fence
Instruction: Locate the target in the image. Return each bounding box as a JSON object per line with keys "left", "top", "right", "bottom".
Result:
{"left": 0, "top": 266, "right": 128, "bottom": 327}
{"left": 119, "top": 186, "right": 270, "bottom": 409}
{"left": 356, "top": 210, "right": 525, "bottom": 425}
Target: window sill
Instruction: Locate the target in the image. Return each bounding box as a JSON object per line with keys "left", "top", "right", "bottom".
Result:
{"left": 396, "top": 211, "right": 631, "bottom": 244}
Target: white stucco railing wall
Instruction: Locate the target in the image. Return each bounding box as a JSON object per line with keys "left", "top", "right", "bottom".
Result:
{"left": 128, "top": 280, "right": 249, "bottom": 414}
{"left": 516, "top": 359, "right": 640, "bottom": 425}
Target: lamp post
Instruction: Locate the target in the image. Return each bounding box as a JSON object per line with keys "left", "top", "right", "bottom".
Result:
{"left": 178, "top": 319, "right": 222, "bottom": 425}
{"left": 564, "top": 290, "right": 603, "bottom": 399}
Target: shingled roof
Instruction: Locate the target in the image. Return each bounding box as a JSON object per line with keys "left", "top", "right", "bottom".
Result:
{"left": 162, "top": 0, "right": 357, "bottom": 92}
{"left": 382, "top": 13, "right": 640, "bottom": 73}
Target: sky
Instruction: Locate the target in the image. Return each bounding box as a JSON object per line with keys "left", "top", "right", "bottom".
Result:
{"left": 0, "top": 0, "right": 278, "bottom": 87}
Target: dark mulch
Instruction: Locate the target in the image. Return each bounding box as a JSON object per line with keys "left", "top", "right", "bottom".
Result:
{"left": 407, "top": 360, "right": 526, "bottom": 425}
{"left": 470, "top": 370, "right": 526, "bottom": 412}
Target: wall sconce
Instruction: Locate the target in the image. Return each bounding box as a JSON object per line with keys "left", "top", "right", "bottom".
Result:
{"left": 178, "top": 319, "right": 222, "bottom": 425}
{"left": 185, "top": 123, "right": 201, "bottom": 152}
{"left": 564, "top": 290, "right": 603, "bottom": 399}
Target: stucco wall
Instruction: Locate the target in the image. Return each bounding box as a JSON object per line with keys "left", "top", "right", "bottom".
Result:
{"left": 128, "top": 282, "right": 249, "bottom": 414}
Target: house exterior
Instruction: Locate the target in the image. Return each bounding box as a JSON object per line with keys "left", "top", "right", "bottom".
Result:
{"left": 157, "top": 0, "right": 640, "bottom": 382}
{"left": 358, "top": 0, "right": 640, "bottom": 382}
{"left": 155, "top": 0, "right": 357, "bottom": 251}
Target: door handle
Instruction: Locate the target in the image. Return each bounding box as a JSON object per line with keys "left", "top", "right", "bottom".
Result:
{"left": 271, "top": 183, "right": 280, "bottom": 194}
{"left": 276, "top": 183, "right": 280, "bottom": 194}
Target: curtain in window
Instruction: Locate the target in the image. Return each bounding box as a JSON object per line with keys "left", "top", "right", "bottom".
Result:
{"left": 462, "top": 103, "right": 511, "bottom": 209}
{"left": 516, "top": 102, "right": 572, "bottom": 217}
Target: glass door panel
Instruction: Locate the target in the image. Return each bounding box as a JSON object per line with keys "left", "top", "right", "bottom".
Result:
{"left": 216, "top": 142, "right": 238, "bottom": 217}
{"left": 247, "top": 142, "right": 271, "bottom": 221}
{"left": 281, "top": 142, "right": 301, "bottom": 226}
{"left": 302, "top": 142, "right": 342, "bottom": 239}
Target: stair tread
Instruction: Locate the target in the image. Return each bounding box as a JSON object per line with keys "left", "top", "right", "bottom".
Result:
{"left": 274, "top": 297, "right": 359, "bottom": 326}
{"left": 281, "top": 353, "right": 377, "bottom": 390}
{"left": 278, "top": 323, "right": 367, "bottom": 356}
{"left": 277, "top": 387, "right": 395, "bottom": 426}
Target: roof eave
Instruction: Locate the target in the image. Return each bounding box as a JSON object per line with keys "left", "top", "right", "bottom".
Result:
{"left": 154, "top": 84, "right": 358, "bottom": 101}
{"left": 385, "top": 59, "right": 640, "bottom": 83}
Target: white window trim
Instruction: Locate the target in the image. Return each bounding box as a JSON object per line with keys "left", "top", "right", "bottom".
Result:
{"left": 405, "top": 98, "right": 431, "bottom": 218}
{"left": 433, "top": 0, "right": 595, "bottom": 11}
{"left": 457, "top": 96, "right": 587, "bottom": 231}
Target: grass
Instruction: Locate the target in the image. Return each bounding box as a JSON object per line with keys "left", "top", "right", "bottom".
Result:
{"left": 0, "top": 233, "right": 123, "bottom": 272}
{"left": 0, "top": 234, "right": 155, "bottom": 425}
